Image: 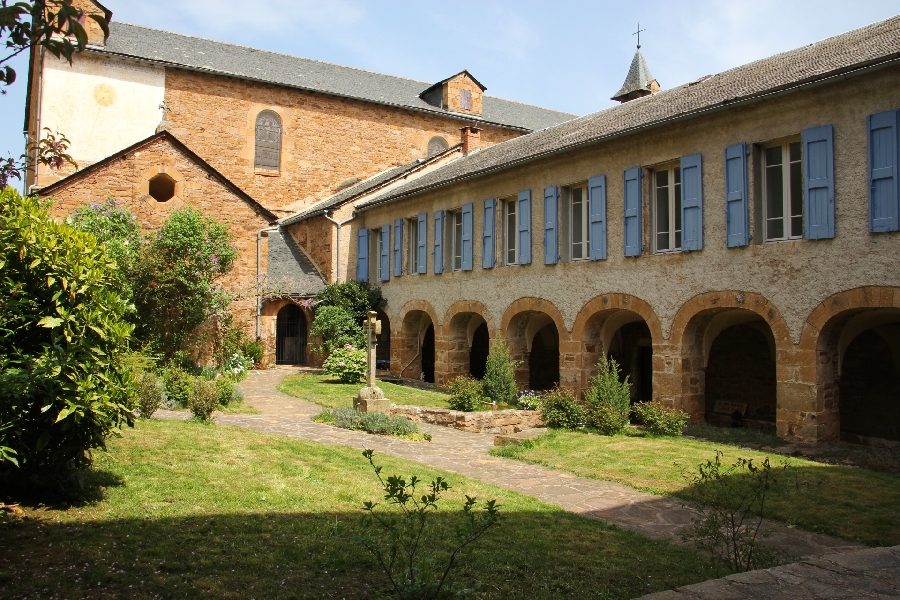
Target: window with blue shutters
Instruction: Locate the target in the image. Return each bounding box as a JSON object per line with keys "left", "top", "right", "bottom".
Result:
{"left": 724, "top": 143, "right": 749, "bottom": 247}
{"left": 868, "top": 110, "right": 900, "bottom": 233}
{"left": 483, "top": 199, "right": 496, "bottom": 269}
{"left": 393, "top": 219, "right": 403, "bottom": 277}
{"left": 623, "top": 167, "right": 643, "bottom": 257}
{"left": 434, "top": 210, "right": 444, "bottom": 274}
{"left": 379, "top": 224, "right": 390, "bottom": 282}
{"left": 356, "top": 228, "right": 369, "bottom": 282}
{"left": 680, "top": 153, "right": 703, "bottom": 251}
{"left": 763, "top": 139, "right": 804, "bottom": 241}
{"left": 502, "top": 197, "right": 518, "bottom": 264}
{"left": 518, "top": 190, "right": 532, "bottom": 264}
{"left": 802, "top": 125, "right": 835, "bottom": 240}
{"left": 461, "top": 202, "right": 474, "bottom": 271}
{"left": 652, "top": 164, "right": 681, "bottom": 252}
{"left": 588, "top": 175, "right": 607, "bottom": 260}
{"left": 544, "top": 186, "right": 559, "bottom": 265}
{"left": 415, "top": 212, "right": 428, "bottom": 273}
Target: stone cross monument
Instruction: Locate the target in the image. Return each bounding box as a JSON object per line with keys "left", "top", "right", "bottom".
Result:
{"left": 354, "top": 311, "right": 390, "bottom": 414}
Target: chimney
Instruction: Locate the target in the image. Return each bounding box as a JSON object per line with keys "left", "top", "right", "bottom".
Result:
{"left": 460, "top": 126, "right": 481, "bottom": 154}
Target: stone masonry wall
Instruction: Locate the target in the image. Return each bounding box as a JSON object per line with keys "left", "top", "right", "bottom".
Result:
{"left": 390, "top": 405, "right": 543, "bottom": 434}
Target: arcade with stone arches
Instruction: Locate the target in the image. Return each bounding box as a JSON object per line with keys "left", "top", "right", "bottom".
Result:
{"left": 380, "top": 287, "right": 900, "bottom": 445}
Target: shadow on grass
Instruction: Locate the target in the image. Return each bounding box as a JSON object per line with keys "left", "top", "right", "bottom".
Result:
{"left": 0, "top": 508, "right": 713, "bottom": 600}
{"left": 1, "top": 468, "right": 126, "bottom": 509}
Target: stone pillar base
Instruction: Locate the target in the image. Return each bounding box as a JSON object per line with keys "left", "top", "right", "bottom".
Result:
{"left": 355, "top": 386, "right": 390, "bottom": 414}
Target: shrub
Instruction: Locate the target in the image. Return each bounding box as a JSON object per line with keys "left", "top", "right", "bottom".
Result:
{"left": 135, "top": 373, "right": 164, "bottom": 418}
{"left": 311, "top": 305, "right": 366, "bottom": 355}
{"left": 231, "top": 385, "right": 244, "bottom": 405}
{"left": 223, "top": 352, "right": 252, "bottom": 382}
{"left": 161, "top": 366, "right": 193, "bottom": 408}
{"left": 482, "top": 339, "right": 519, "bottom": 406}
{"left": 214, "top": 377, "right": 236, "bottom": 406}
{"left": 243, "top": 341, "right": 263, "bottom": 366}
{"left": 326, "top": 407, "right": 426, "bottom": 438}
{"left": 323, "top": 344, "right": 367, "bottom": 384}
{"left": 0, "top": 190, "right": 136, "bottom": 477}
{"left": 188, "top": 379, "right": 219, "bottom": 421}
{"left": 540, "top": 387, "right": 585, "bottom": 430}
{"left": 313, "top": 280, "right": 386, "bottom": 323}
{"left": 515, "top": 390, "right": 543, "bottom": 411}
{"left": 448, "top": 376, "right": 484, "bottom": 412}
{"left": 584, "top": 354, "right": 632, "bottom": 435}
{"left": 633, "top": 401, "right": 690, "bottom": 436}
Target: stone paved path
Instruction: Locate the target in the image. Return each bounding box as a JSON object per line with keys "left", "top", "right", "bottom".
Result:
{"left": 157, "top": 367, "right": 861, "bottom": 560}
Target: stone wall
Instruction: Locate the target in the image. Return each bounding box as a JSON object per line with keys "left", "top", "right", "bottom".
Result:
{"left": 391, "top": 405, "right": 543, "bottom": 434}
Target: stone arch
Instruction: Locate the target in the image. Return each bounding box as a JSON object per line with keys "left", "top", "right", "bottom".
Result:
{"left": 672, "top": 291, "right": 790, "bottom": 425}
{"left": 800, "top": 287, "right": 900, "bottom": 445}
{"left": 443, "top": 301, "right": 495, "bottom": 382}
{"left": 571, "top": 294, "right": 662, "bottom": 403}
{"left": 260, "top": 299, "right": 313, "bottom": 367}
{"left": 394, "top": 300, "right": 440, "bottom": 382}
{"left": 501, "top": 298, "right": 566, "bottom": 391}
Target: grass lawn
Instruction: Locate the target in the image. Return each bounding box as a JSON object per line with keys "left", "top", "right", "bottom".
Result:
{"left": 278, "top": 373, "right": 451, "bottom": 409}
{"left": 491, "top": 428, "right": 900, "bottom": 547}
{"left": 0, "top": 420, "right": 712, "bottom": 599}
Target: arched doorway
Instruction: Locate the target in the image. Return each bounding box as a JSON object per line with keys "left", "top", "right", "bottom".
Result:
{"left": 470, "top": 323, "right": 489, "bottom": 379}
{"left": 421, "top": 324, "right": 435, "bottom": 383}
{"left": 375, "top": 310, "right": 391, "bottom": 371}
{"left": 705, "top": 323, "right": 776, "bottom": 427}
{"left": 840, "top": 327, "right": 900, "bottom": 443}
{"left": 529, "top": 323, "right": 559, "bottom": 390}
{"left": 398, "top": 309, "right": 436, "bottom": 382}
{"left": 501, "top": 300, "right": 564, "bottom": 391}
{"left": 276, "top": 304, "right": 307, "bottom": 364}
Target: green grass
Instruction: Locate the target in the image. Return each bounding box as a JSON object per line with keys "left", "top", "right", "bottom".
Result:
{"left": 491, "top": 428, "right": 900, "bottom": 547}
{"left": 278, "top": 373, "right": 451, "bottom": 409}
{"left": 1, "top": 420, "right": 712, "bottom": 599}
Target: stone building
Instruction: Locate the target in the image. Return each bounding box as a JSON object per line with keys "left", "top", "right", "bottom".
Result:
{"left": 28, "top": 2, "right": 900, "bottom": 445}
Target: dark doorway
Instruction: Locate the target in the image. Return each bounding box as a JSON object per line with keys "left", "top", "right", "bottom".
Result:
{"left": 469, "top": 323, "right": 489, "bottom": 379}
{"left": 421, "top": 324, "right": 435, "bottom": 383}
{"left": 608, "top": 321, "right": 653, "bottom": 403}
{"left": 840, "top": 328, "right": 900, "bottom": 443}
{"left": 276, "top": 304, "right": 307, "bottom": 364}
{"left": 375, "top": 310, "right": 391, "bottom": 370}
{"left": 705, "top": 323, "right": 776, "bottom": 426}
{"left": 529, "top": 323, "right": 559, "bottom": 390}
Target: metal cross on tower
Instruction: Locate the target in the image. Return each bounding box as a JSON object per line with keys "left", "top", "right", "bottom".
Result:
{"left": 633, "top": 22, "right": 646, "bottom": 49}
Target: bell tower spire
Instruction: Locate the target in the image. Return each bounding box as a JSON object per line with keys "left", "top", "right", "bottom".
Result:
{"left": 611, "top": 24, "right": 661, "bottom": 103}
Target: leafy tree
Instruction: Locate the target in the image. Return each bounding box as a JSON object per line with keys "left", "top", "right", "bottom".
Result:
{"left": 0, "top": 188, "right": 135, "bottom": 477}
{"left": 310, "top": 305, "right": 365, "bottom": 355}
{"left": 314, "top": 280, "right": 385, "bottom": 323}
{"left": 132, "top": 207, "right": 237, "bottom": 358}
{"left": 1, "top": 1, "right": 111, "bottom": 187}
{"left": 481, "top": 339, "right": 519, "bottom": 406}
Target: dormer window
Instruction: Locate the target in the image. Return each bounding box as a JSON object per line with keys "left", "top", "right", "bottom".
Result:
{"left": 460, "top": 89, "right": 472, "bottom": 110}
{"left": 418, "top": 70, "right": 486, "bottom": 116}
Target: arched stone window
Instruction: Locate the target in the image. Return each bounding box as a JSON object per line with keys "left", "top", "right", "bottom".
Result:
{"left": 255, "top": 110, "right": 282, "bottom": 171}
{"left": 427, "top": 136, "right": 449, "bottom": 156}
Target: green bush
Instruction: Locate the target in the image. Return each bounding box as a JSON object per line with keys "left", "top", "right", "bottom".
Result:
{"left": 161, "top": 366, "right": 193, "bottom": 408}
{"left": 0, "top": 189, "right": 136, "bottom": 477}
{"left": 448, "top": 376, "right": 484, "bottom": 411}
{"left": 313, "top": 280, "right": 386, "bottom": 323}
{"left": 322, "top": 344, "right": 367, "bottom": 384}
{"left": 634, "top": 401, "right": 690, "bottom": 436}
{"left": 243, "top": 341, "right": 263, "bottom": 365}
{"left": 188, "top": 379, "right": 219, "bottom": 421}
{"left": 223, "top": 352, "right": 252, "bottom": 382}
{"left": 482, "top": 339, "right": 519, "bottom": 406}
{"left": 515, "top": 390, "right": 543, "bottom": 411}
{"left": 584, "top": 354, "right": 632, "bottom": 435}
{"left": 135, "top": 373, "right": 164, "bottom": 418}
{"left": 540, "top": 387, "right": 585, "bottom": 430}
{"left": 327, "top": 407, "right": 424, "bottom": 438}
{"left": 311, "top": 305, "right": 366, "bottom": 355}
{"left": 214, "top": 377, "right": 236, "bottom": 406}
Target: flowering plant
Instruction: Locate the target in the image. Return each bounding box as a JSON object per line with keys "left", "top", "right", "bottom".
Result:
{"left": 323, "top": 344, "right": 367, "bottom": 384}
{"left": 223, "top": 352, "right": 252, "bottom": 382}
{"left": 515, "top": 390, "right": 543, "bottom": 411}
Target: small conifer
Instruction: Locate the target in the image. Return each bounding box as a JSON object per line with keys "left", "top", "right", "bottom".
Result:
{"left": 481, "top": 339, "right": 519, "bottom": 405}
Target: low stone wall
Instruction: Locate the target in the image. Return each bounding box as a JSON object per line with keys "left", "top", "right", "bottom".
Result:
{"left": 390, "top": 405, "right": 543, "bottom": 434}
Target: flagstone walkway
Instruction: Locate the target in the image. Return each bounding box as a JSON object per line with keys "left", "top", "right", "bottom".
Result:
{"left": 157, "top": 367, "right": 861, "bottom": 561}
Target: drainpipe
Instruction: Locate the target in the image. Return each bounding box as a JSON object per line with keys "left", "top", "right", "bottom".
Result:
{"left": 257, "top": 225, "right": 279, "bottom": 340}
{"left": 323, "top": 211, "right": 356, "bottom": 284}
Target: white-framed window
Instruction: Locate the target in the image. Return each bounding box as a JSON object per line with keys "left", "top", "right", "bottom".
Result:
{"left": 653, "top": 165, "right": 682, "bottom": 252}
{"left": 451, "top": 210, "right": 463, "bottom": 271}
{"left": 408, "top": 217, "right": 419, "bottom": 274}
{"left": 503, "top": 197, "right": 517, "bottom": 265}
{"left": 569, "top": 183, "right": 590, "bottom": 260}
{"left": 763, "top": 140, "right": 803, "bottom": 241}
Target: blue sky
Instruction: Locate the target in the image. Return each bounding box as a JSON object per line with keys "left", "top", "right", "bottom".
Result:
{"left": 2, "top": 0, "right": 898, "bottom": 177}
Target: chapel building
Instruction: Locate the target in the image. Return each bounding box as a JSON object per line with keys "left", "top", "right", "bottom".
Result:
{"left": 31, "top": 2, "right": 900, "bottom": 446}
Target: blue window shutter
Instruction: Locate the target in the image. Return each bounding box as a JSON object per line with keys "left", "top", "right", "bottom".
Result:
{"left": 680, "top": 153, "right": 704, "bottom": 251}
{"left": 724, "top": 143, "right": 749, "bottom": 247}
{"left": 380, "top": 224, "right": 390, "bottom": 281}
{"left": 417, "top": 212, "right": 427, "bottom": 273}
{"left": 482, "top": 199, "right": 496, "bottom": 269}
{"left": 588, "top": 175, "right": 607, "bottom": 260}
{"left": 868, "top": 110, "right": 900, "bottom": 233}
{"left": 543, "top": 186, "right": 559, "bottom": 265}
{"left": 461, "top": 202, "right": 473, "bottom": 271}
{"left": 518, "top": 190, "right": 532, "bottom": 264}
{"left": 802, "top": 125, "right": 836, "bottom": 240}
{"left": 356, "top": 228, "right": 369, "bottom": 282}
{"left": 433, "top": 210, "right": 444, "bottom": 275}
{"left": 623, "top": 167, "right": 642, "bottom": 257}
{"left": 393, "top": 219, "right": 403, "bottom": 277}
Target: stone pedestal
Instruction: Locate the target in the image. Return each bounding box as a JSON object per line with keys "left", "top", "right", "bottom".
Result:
{"left": 355, "top": 386, "right": 390, "bottom": 414}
